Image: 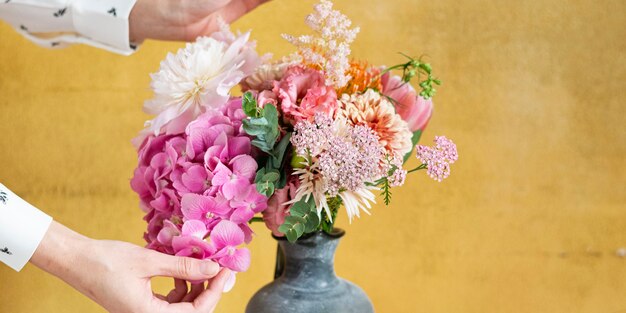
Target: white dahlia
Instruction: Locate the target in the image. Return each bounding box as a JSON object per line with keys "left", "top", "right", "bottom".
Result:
{"left": 139, "top": 22, "right": 261, "bottom": 141}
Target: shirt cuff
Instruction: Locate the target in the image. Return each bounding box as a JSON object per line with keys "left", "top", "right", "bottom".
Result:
{"left": 0, "top": 183, "right": 53, "bottom": 272}
{"left": 71, "top": 0, "right": 138, "bottom": 55}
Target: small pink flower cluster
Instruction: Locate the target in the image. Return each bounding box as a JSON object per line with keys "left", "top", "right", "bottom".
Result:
{"left": 282, "top": 0, "right": 359, "bottom": 88}
{"left": 416, "top": 136, "right": 459, "bottom": 182}
{"left": 131, "top": 99, "right": 266, "bottom": 275}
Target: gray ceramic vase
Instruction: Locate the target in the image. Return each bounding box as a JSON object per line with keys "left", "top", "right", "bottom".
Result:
{"left": 246, "top": 229, "right": 374, "bottom": 313}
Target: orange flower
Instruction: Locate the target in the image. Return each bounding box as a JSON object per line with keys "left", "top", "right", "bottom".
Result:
{"left": 337, "top": 60, "right": 383, "bottom": 96}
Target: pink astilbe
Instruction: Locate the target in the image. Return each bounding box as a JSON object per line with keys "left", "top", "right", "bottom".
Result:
{"left": 416, "top": 136, "right": 458, "bottom": 182}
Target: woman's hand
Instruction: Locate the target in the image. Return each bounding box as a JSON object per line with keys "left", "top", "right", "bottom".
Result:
{"left": 129, "top": 0, "right": 270, "bottom": 43}
{"left": 31, "top": 221, "right": 230, "bottom": 313}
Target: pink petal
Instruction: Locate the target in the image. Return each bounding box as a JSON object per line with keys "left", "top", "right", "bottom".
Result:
{"left": 211, "top": 220, "right": 244, "bottom": 248}
{"left": 182, "top": 165, "right": 208, "bottom": 193}
{"left": 223, "top": 272, "right": 236, "bottom": 293}
{"left": 240, "top": 223, "right": 254, "bottom": 244}
{"left": 157, "top": 221, "right": 180, "bottom": 246}
{"left": 221, "top": 178, "right": 250, "bottom": 200}
{"left": 181, "top": 194, "right": 212, "bottom": 220}
{"left": 181, "top": 220, "right": 208, "bottom": 238}
{"left": 230, "top": 207, "right": 255, "bottom": 224}
{"left": 211, "top": 162, "right": 232, "bottom": 187}
{"left": 230, "top": 155, "right": 257, "bottom": 180}
{"left": 228, "top": 137, "right": 251, "bottom": 156}
{"left": 219, "top": 248, "right": 251, "bottom": 272}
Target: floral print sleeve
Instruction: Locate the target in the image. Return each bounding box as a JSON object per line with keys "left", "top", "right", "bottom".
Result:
{"left": 0, "top": 183, "right": 53, "bottom": 272}
{"left": 0, "top": 0, "right": 138, "bottom": 55}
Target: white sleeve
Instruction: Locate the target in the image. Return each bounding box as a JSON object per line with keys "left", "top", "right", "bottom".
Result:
{"left": 0, "top": 183, "right": 53, "bottom": 272}
{"left": 0, "top": 0, "right": 139, "bottom": 55}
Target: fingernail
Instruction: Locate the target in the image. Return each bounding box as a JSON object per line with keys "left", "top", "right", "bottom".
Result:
{"left": 201, "top": 261, "right": 218, "bottom": 275}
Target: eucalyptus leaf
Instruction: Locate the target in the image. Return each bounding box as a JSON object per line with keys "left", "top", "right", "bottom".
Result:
{"left": 242, "top": 92, "right": 258, "bottom": 117}
{"left": 289, "top": 198, "right": 320, "bottom": 233}
{"left": 271, "top": 133, "right": 292, "bottom": 168}
{"left": 262, "top": 171, "right": 280, "bottom": 182}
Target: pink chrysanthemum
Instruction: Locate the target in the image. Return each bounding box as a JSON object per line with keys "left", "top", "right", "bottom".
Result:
{"left": 416, "top": 136, "right": 458, "bottom": 182}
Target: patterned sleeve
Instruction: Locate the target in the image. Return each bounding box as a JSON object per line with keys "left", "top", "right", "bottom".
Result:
{"left": 0, "top": 0, "right": 138, "bottom": 55}
{"left": 0, "top": 183, "right": 53, "bottom": 272}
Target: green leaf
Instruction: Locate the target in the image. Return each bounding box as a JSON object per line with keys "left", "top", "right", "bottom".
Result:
{"left": 242, "top": 92, "right": 258, "bottom": 117}
{"left": 290, "top": 198, "right": 320, "bottom": 233}
{"left": 403, "top": 129, "right": 423, "bottom": 163}
{"left": 251, "top": 137, "right": 271, "bottom": 152}
{"left": 262, "top": 171, "right": 280, "bottom": 182}
{"left": 256, "top": 181, "right": 275, "bottom": 197}
{"left": 278, "top": 223, "right": 299, "bottom": 243}
{"left": 284, "top": 216, "right": 306, "bottom": 233}
{"left": 254, "top": 167, "right": 267, "bottom": 183}
{"left": 278, "top": 216, "right": 306, "bottom": 243}
{"left": 263, "top": 104, "right": 279, "bottom": 125}
{"left": 270, "top": 133, "right": 292, "bottom": 168}
{"left": 248, "top": 117, "right": 269, "bottom": 126}
{"left": 242, "top": 120, "right": 267, "bottom": 136}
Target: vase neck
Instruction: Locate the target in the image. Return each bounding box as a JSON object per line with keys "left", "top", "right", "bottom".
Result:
{"left": 277, "top": 232, "right": 342, "bottom": 287}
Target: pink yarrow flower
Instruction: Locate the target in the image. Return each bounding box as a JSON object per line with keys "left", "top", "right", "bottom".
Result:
{"left": 416, "top": 136, "right": 458, "bottom": 182}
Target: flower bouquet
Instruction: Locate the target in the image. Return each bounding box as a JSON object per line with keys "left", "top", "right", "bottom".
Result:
{"left": 130, "top": 0, "right": 457, "bottom": 302}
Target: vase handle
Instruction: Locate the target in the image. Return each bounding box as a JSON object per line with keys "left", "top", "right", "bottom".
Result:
{"left": 273, "top": 242, "right": 285, "bottom": 279}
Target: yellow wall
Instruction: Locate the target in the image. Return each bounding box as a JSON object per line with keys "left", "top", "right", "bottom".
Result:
{"left": 1, "top": 0, "right": 625, "bottom": 312}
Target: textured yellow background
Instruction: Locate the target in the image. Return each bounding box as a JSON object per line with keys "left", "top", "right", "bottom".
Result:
{"left": 1, "top": 0, "right": 625, "bottom": 312}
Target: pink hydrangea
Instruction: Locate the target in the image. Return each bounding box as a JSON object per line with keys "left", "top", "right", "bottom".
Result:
{"left": 273, "top": 65, "right": 338, "bottom": 123}
{"left": 131, "top": 98, "right": 268, "bottom": 282}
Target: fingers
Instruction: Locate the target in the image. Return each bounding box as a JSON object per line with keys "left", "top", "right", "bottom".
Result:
{"left": 192, "top": 0, "right": 234, "bottom": 15}
{"left": 166, "top": 279, "right": 189, "bottom": 303}
{"left": 153, "top": 269, "right": 231, "bottom": 313}
{"left": 204, "top": 0, "right": 269, "bottom": 35}
{"left": 192, "top": 268, "right": 231, "bottom": 312}
{"left": 182, "top": 283, "right": 205, "bottom": 302}
{"left": 147, "top": 251, "right": 220, "bottom": 281}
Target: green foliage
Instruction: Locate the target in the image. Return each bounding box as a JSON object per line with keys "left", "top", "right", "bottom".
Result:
{"left": 380, "top": 177, "right": 392, "bottom": 205}
{"left": 403, "top": 129, "right": 423, "bottom": 163}
{"left": 382, "top": 54, "right": 441, "bottom": 99}
{"left": 242, "top": 94, "right": 293, "bottom": 198}
{"left": 242, "top": 92, "right": 261, "bottom": 118}
{"left": 319, "top": 196, "right": 341, "bottom": 234}
{"left": 278, "top": 197, "right": 319, "bottom": 242}
{"left": 241, "top": 91, "right": 280, "bottom": 154}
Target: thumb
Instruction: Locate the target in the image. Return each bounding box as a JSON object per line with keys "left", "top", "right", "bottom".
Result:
{"left": 147, "top": 252, "right": 220, "bottom": 281}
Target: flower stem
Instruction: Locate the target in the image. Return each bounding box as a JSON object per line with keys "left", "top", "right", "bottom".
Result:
{"left": 249, "top": 217, "right": 264, "bottom": 224}
{"left": 407, "top": 163, "right": 428, "bottom": 174}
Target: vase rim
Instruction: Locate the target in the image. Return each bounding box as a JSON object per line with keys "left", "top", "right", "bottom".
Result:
{"left": 272, "top": 228, "right": 345, "bottom": 241}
